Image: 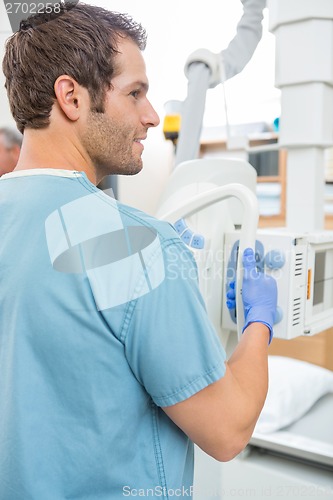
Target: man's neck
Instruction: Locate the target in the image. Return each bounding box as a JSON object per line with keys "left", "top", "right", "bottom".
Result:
{"left": 15, "top": 128, "right": 97, "bottom": 185}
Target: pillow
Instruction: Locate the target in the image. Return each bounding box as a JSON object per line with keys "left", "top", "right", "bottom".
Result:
{"left": 254, "top": 356, "right": 333, "bottom": 434}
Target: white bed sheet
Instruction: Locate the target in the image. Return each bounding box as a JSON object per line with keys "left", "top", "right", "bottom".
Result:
{"left": 252, "top": 393, "right": 333, "bottom": 468}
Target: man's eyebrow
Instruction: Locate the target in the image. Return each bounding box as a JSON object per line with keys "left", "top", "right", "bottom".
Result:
{"left": 129, "top": 81, "right": 149, "bottom": 92}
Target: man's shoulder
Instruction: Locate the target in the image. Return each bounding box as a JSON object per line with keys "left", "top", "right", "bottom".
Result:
{"left": 115, "top": 198, "right": 180, "bottom": 244}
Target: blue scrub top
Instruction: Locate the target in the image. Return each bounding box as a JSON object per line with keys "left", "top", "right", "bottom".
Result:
{"left": 0, "top": 170, "right": 226, "bottom": 499}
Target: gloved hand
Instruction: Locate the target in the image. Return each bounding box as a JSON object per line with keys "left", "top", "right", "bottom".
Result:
{"left": 226, "top": 247, "right": 277, "bottom": 344}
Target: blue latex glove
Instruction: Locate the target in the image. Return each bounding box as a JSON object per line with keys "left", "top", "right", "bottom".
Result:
{"left": 226, "top": 247, "right": 277, "bottom": 344}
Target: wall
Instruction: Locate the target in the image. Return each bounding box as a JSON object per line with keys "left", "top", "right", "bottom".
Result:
{"left": 269, "top": 330, "right": 333, "bottom": 371}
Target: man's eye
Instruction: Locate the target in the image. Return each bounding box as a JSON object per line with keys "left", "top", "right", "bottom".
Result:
{"left": 130, "top": 90, "right": 140, "bottom": 98}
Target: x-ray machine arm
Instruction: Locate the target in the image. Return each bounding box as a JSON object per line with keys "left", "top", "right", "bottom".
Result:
{"left": 174, "top": 0, "right": 266, "bottom": 166}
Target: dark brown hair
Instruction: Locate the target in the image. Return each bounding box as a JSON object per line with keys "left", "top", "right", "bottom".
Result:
{"left": 2, "top": 2, "right": 147, "bottom": 133}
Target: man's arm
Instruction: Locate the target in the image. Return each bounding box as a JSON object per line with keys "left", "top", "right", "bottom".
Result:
{"left": 163, "top": 248, "right": 277, "bottom": 462}
{"left": 163, "top": 323, "right": 269, "bottom": 461}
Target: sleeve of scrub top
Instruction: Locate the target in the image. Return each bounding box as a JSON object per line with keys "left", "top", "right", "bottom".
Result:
{"left": 121, "top": 239, "right": 227, "bottom": 407}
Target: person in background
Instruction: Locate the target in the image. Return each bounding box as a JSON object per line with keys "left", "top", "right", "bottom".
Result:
{"left": 0, "top": 127, "right": 22, "bottom": 176}
{"left": 0, "top": 3, "right": 277, "bottom": 498}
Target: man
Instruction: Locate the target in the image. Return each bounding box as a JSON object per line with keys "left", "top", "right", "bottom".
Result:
{"left": 0, "top": 126, "right": 22, "bottom": 175}
{"left": 0, "top": 3, "right": 277, "bottom": 498}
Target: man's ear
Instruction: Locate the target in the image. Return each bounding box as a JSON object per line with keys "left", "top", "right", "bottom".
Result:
{"left": 54, "top": 75, "right": 83, "bottom": 122}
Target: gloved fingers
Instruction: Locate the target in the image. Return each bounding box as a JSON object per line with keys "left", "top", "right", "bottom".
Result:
{"left": 226, "top": 284, "right": 235, "bottom": 300}
{"left": 242, "top": 247, "right": 258, "bottom": 279}
{"left": 226, "top": 299, "right": 236, "bottom": 310}
{"left": 226, "top": 280, "right": 236, "bottom": 309}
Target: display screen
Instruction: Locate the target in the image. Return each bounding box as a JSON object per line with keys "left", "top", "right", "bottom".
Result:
{"left": 313, "top": 251, "right": 325, "bottom": 306}
{"left": 313, "top": 249, "right": 333, "bottom": 314}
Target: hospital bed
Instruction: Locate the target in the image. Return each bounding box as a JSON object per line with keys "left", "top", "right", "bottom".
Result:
{"left": 193, "top": 356, "right": 333, "bottom": 500}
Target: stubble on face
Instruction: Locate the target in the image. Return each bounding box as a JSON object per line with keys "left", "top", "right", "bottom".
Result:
{"left": 81, "top": 109, "right": 143, "bottom": 179}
